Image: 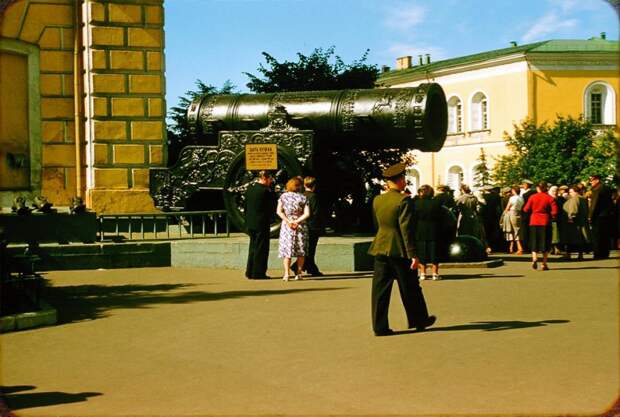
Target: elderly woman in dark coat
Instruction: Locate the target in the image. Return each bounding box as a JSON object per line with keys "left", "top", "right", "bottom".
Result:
{"left": 412, "top": 185, "right": 443, "bottom": 281}
{"left": 455, "top": 184, "right": 488, "bottom": 251}
{"left": 562, "top": 185, "right": 590, "bottom": 260}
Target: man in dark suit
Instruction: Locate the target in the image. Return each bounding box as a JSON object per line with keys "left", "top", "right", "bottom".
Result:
{"left": 368, "top": 163, "right": 436, "bottom": 336}
{"left": 588, "top": 175, "right": 613, "bottom": 259}
{"left": 244, "top": 171, "right": 275, "bottom": 279}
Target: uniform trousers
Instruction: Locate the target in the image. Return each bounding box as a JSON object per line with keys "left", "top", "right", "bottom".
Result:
{"left": 371, "top": 255, "right": 430, "bottom": 333}
{"left": 246, "top": 228, "right": 270, "bottom": 278}
{"left": 303, "top": 229, "right": 321, "bottom": 274}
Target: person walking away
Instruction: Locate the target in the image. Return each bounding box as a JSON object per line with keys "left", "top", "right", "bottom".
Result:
{"left": 520, "top": 179, "right": 536, "bottom": 251}
{"left": 368, "top": 163, "right": 436, "bottom": 336}
{"left": 302, "top": 176, "right": 323, "bottom": 276}
{"left": 562, "top": 185, "right": 590, "bottom": 260}
{"left": 555, "top": 185, "right": 569, "bottom": 257}
{"left": 277, "top": 177, "right": 310, "bottom": 281}
{"left": 435, "top": 184, "right": 456, "bottom": 214}
{"left": 245, "top": 171, "right": 276, "bottom": 280}
{"left": 523, "top": 181, "right": 558, "bottom": 270}
{"left": 412, "top": 185, "right": 443, "bottom": 281}
{"left": 588, "top": 175, "right": 614, "bottom": 259}
{"left": 501, "top": 186, "right": 524, "bottom": 254}
{"left": 455, "top": 184, "right": 488, "bottom": 251}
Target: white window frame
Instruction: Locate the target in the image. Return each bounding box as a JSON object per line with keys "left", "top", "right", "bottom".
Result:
{"left": 446, "top": 163, "right": 465, "bottom": 195}
{"left": 447, "top": 95, "right": 463, "bottom": 134}
{"left": 469, "top": 90, "right": 490, "bottom": 131}
{"left": 584, "top": 81, "right": 616, "bottom": 125}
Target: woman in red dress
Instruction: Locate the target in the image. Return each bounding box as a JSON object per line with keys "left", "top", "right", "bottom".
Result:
{"left": 523, "top": 181, "right": 558, "bottom": 270}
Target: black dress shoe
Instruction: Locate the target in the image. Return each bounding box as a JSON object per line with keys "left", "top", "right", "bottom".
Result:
{"left": 374, "top": 329, "right": 395, "bottom": 337}
{"left": 414, "top": 315, "right": 436, "bottom": 332}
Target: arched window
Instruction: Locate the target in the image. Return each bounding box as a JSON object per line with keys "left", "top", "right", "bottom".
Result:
{"left": 406, "top": 168, "right": 420, "bottom": 194}
{"left": 584, "top": 82, "right": 616, "bottom": 125}
{"left": 447, "top": 96, "right": 463, "bottom": 134}
{"left": 470, "top": 92, "right": 488, "bottom": 131}
{"left": 447, "top": 165, "right": 464, "bottom": 194}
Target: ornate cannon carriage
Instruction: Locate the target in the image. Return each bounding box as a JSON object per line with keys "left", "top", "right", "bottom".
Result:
{"left": 150, "top": 84, "right": 448, "bottom": 231}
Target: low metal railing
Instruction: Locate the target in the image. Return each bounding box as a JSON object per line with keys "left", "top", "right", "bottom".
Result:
{"left": 98, "top": 210, "right": 230, "bottom": 242}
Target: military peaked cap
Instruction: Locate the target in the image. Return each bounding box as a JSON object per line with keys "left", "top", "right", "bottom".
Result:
{"left": 382, "top": 162, "right": 407, "bottom": 179}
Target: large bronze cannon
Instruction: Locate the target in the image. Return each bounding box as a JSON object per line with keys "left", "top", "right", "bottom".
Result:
{"left": 150, "top": 84, "right": 448, "bottom": 231}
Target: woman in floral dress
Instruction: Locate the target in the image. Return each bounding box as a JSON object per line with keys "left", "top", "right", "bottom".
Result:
{"left": 277, "top": 177, "right": 310, "bottom": 281}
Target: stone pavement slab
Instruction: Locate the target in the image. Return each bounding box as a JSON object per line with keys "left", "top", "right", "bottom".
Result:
{"left": 0, "top": 256, "right": 618, "bottom": 416}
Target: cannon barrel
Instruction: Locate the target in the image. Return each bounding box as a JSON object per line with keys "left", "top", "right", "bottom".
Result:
{"left": 187, "top": 83, "right": 447, "bottom": 152}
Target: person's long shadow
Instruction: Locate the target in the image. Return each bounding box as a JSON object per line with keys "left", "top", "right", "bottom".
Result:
{"left": 44, "top": 283, "right": 349, "bottom": 324}
{"left": 390, "top": 319, "right": 570, "bottom": 335}
{"left": 438, "top": 273, "right": 523, "bottom": 280}
{"left": 1, "top": 385, "right": 102, "bottom": 411}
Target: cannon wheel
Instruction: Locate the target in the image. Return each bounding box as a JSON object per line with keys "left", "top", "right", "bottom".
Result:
{"left": 223, "top": 146, "right": 303, "bottom": 236}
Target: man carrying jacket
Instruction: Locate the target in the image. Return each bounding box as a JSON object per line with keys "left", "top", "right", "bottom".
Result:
{"left": 368, "top": 163, "right": 436, "bottom": 336}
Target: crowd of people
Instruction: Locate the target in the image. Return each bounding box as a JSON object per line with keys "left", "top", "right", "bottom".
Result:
{"left": 243, "top": 166, "right": 617, "bottom": 336}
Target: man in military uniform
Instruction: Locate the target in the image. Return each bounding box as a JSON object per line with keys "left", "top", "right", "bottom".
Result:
{"left": 368, "top": 163, "right": 436, "bottom": 336}
{"left": 244, "top": 171, "right": 276, "bottom": 280}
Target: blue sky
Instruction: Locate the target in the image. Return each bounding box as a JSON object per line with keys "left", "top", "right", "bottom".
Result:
{"left": 164, "top": 0, "right": 619, "bottom": 109}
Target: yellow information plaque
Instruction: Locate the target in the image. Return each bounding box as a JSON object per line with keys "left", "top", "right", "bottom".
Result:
{"left": 245, "top": 144, "right": 278, "bottom": 170}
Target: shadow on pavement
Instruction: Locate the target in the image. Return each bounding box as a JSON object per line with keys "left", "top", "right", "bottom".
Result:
{"left": 438, "top": 273, "right": 524, "bottom": 280}
{"left": 1, "top": 385, "right": 101, "bottom": 411}
{"left": 546, "top": 266, "right": 619, "bottom": 271}
{"left": 429, "top": 319, "right": 570, "bottom": 332}
{"left": 44, "top": 283, "right": 350, "bottom": 324}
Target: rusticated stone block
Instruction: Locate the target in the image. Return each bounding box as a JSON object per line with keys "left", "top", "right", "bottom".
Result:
{"left": 148, "top": 98, "right": 163, "bottom": 117}
{"left": 128, "top": 28, "right": 161, "bottom": 47}
{"left": 94, "top": 143, "right": 108, "bottom": 165}
{"left": 113, "top": 144, "right": 145, "bottom": 164}
{"left": 41, "top": 98, "right": 73, "bottom": 118}
{"left": 39, "top": 27, "right": 61, "bottom": 49}
{"left": 129, "top": 74, "right": 161, "bottom": 94}
{"left": 131, "top": 121, "right": 162, "bottom": 141}
{"left": 40, "top": 50, "right": 73, "bottom": 72}
{"left": 43, "top": 144, "right": 75, "bottom": 167}
{"left": 91, "top": 27, "right": 124, "bottom": 46}
{"left": 109, "top": 4, "right": 142, "bottom": 24}
{"left": 94, "top": 168, "right": 129, "bottom": 189}
{"left": 112, "top": 97, "right": 144, "bottom": 117}
{"left": 94, "top": 120, "right": 127, "bottom": 141}
{"left": 146, "top": 51, "right": 162, "bottom": 71}
{"left": 93, "top": 74, "right": 125, "bottom": 93}
{"left": 132, "top": 168, "right": 150, "bottom": 188}
{"left": 42, "top": 121, "right": 65, "bottom": 143}
{"left": 149, "top": 145, "right": 163, "bottom": 165}
{"left": 87, "top": 189, "right": 157, "bottom": 213}
{"left": 110, "top": 50, "right": 143, "bottom": 70}
{"left": 93, "top": 97, "right": 108, "bottom": 117}
{"left": 40, "top": 74, "right": 62, "bottom": 96}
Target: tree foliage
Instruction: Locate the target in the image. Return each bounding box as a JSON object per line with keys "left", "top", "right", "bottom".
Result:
{"left": 244, "top": 46, "right": 379, "bottom": 92}
{"left": 493, "top": 116, "right": 618, "bottom": 187}
{"left": 472, "top": 147, "right": 491, "bottom": 188}
{"left": 166, "top": 79, "right": 236, "bottom": 165}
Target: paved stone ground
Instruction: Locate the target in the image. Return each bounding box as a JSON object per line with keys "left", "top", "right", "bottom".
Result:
{"left": 1, "top": 255, "right": 618, "bottom": 416}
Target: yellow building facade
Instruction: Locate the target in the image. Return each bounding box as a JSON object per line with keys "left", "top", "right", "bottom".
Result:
{"left": 0, "top": 0, "right": 166, "bottom": 213}
{"left": 378, "top": 37, "right": 619, "bottom": 192}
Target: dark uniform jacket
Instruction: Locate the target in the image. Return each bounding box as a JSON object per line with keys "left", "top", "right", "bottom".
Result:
{"left": 244, "top": 182, "right": 276, "bottom": 231}
{"left": 589, "top": 183, "right": 613, "bottom": 220}
{"left": 368, "top": 190, "right": 415, "bottom": 259}
{"left": 411, "top": 197, "right": 442, "bottom": 241}
{"left": 304, "top": 191, "right": 322, "bottom": 232}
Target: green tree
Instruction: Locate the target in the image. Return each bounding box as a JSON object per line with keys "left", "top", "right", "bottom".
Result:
{"left": 493, "top": 116, "right": 618, "bottom": 187}
{"left": 244, "top": 46, "right": 379, "bottom": 92}
{"left": 166, "top": 79, "right": 236, "bottom": 165}
{"left": 472, "top": 147, "right": 491, "bottom": 188}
